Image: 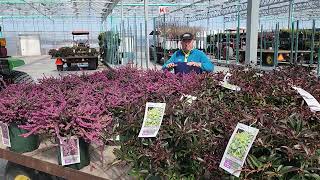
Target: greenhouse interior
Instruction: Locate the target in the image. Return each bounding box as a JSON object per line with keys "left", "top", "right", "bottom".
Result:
{"left": 0, "top": 0, "right": 320, "bottom": 179}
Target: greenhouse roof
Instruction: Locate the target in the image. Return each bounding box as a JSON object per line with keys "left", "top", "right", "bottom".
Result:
{"left": 0, "top": 0, "right": 319, "bottom": 21}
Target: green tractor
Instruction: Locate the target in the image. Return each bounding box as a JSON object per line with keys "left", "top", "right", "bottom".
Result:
{"left": 0, "top": 26, "right": 33, "bottom": 90}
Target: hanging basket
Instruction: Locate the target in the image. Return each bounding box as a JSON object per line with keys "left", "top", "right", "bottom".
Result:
{"left": 57, "top": 138, "right": 90, "bottom": 170}
{"left": 8, "top": 124, "right": 40, "bottom": 153}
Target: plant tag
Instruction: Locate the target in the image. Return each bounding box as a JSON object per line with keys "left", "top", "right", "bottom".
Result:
{"left": 219, "top": 81, "right": 241, "bottom": 91}
{"left": 59, "top": 136, "right": 81, "bottom": 166}
{"left": 292, "top": 86, "right": 320, "bottom": 112}
{"left": 219, "top": 123, "right": 259, "bottom": 177}
{"left": 180, "top": 94, "right": 197, "bottom": 104}
{"left": 220, "top": 73, "right": 241, "bottom": 91}
{"left": 0, "top": 122, "right": 10, "bottom": 147}
{"left": 223, "top": 73, "right": 232, "bottom": 82}
{"left": 138, "top": 102, "right": 166, "bottom": 138}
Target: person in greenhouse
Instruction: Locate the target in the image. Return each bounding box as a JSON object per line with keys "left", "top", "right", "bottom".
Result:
{"left": 162, "top": 32, "right": 214, "bottom": 73}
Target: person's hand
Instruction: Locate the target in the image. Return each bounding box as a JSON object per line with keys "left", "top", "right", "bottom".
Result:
{"left": 167, "top": 63, "right": 176, "bottom": 69}
{"left": 187, "top": 62, "right": 201, "bottom": 67}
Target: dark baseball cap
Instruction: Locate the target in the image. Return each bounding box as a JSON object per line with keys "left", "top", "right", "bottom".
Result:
{"left": 180, "top": 32, "right": 194, "bottom": 41}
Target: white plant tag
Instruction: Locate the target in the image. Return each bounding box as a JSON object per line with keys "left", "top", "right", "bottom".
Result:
{"left": 292, "top": 86, "right": 320, "bottom": 112}
{"left": 0, "top": 122, "right": 10, "bottom": 147}
{"left": 59, "top": 136, "right": 81, "bottom": 166}
{"left": 223, "top": 73, "right": 232, "bottom": 82}
{"left": 219, "top": 81, "right": 241, "bottom": 91}
{"left": 138, "top": 103, "right": 166, "bottom": 138}
{"left": 219, "top": 123, "right": 259, "bottom": 177}
{"left": 180, "top": 94, "right": 197, "bottom": 104}
{"left": 220, "top": 73, "right": 241, "bottom": 91}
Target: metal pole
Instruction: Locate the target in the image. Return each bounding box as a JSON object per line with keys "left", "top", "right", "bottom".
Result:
{"left": 245, "top": 0, "right": 260, "bottom": 65}
{"left": 163, "top": 13, "right": 167, "bottom": 60}
{"left": 115, "top": 26, "right": 119, "bottom": 65}
{"left": 120, "top": 0, "right": 124, "bottom": 65}
{"left": 129, "top": 26, "right": 133, "bottom": 64}
{"left": 226, "top": 30, "right": 230, "bottom": 65}
{"left": 290, "top": 21, "right": 294, "bottom": 64}
{"left": 317, "top": 50, "right": 320, "bottom": 77}
{"left": 144, "top": 0, "right": 150, "bottom": 69}
{"left": 218, "top": 30, "right": 221, "bottom": 63}
{"left": 260, "top": 24, "right": 263, "bottom": 67}
{"left": 310, "top": 19, "right": 315, "bottom": 65}
{"left": 236, "top": 0, "right": 240, "bottom": 64}
{"left": 140, "top": 23, "right": 143, "bottom": 68}
{"left": 210, "top": 30, "right": 214, "bottom": 56}
{"left": 152, "top": 17, "right": 157, "bottom": 67}
{"left": 135, "top": 13, "right": 138, "bottom": 67}
{"left": 274, "top": 23, "right": 279, "bottom": 67}
{"left": 295, "top": 20, "right": 299, "bottom": 64}
{"left": 288, "top": 0, "right": 294, "bottom": 29}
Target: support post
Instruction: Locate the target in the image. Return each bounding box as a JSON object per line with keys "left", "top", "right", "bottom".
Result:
{"left": 288, "top": 0, "right": 294, "bottom": 29}
{"left": 134, "top": 13, "right": 138, "bottom": 67}
{"left": 260, "top": 24, "right": 263, "bottom": 67}
{"left": 294, "top": 20, "right": 299, "bottom": 64}
{"left": 236, "top": 0, "right": 240, "bottom": 65}
{"left": 245, "top": 0, "right": 260, "bottom": 65}
{"left": 310, "top": 19, "right": 315, "bottom": 65}
{"left": 318, "top": 50, "right": 320, "bottom": 77}
{"left": 152, "top": 17, "right": 157, "bottom": 67}
{"left": 273, "top": 23, "right": 279, "bottom": 67}
{"left": 144, "top": 0, "right": 150, "bottom": 69}
{"left": 290, "top": 21, "right": 294, "bottom": 64}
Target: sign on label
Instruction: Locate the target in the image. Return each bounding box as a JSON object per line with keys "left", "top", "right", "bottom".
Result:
{"left": 219, "top": 123, "right": 259, "bottom": 177}
{"left": 159, "top": 6, "right": 169, "bottom": 15}
{"left": 0, "top": 122, "right": 10, "bottom": 147}
{"left": 59, "top": 136, "right": 81, "bottom": 166}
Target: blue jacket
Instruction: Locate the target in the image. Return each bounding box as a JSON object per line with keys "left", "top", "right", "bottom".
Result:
{"left": 162, "top": 49, "right": 214, "bottom": 72}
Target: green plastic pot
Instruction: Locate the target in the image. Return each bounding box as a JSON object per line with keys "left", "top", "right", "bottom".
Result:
{"left": 8, "top": 124, "right": 40, "bottom": 153}
{"left": 57, "top": 138, "right": 90, "bottom": 170}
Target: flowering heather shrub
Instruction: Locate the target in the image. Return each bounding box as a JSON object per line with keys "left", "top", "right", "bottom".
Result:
{"left": 0, "top": 67, "right": 203, "bottom": 144}
{"left": 0, "top": 83, "right": 38, "bottom": 125}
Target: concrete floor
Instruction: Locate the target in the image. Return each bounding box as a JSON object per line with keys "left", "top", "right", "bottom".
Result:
{"left": 14, "top": 55, "right": 108, "bottom": 82}
{"left": 0, "top": 159, "right": 7, "bottom": 179}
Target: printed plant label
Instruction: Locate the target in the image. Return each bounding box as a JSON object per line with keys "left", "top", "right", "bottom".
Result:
{"left": 219, "top": 123, "right": 259, "bottom": 177}
{"left": 0, "top": 122, "right": 10, "bottom": 147}
{"left": 292, "top": 86, "right": 320, "bottom": 112}
{"left": 138, "top": 102, "right": 166, "bottom": 138}
{"left": 59, "top": 136, "right": 80, "bottom": 166}
{"left": 220, "top": 81, "right": 241, "bottom": 91}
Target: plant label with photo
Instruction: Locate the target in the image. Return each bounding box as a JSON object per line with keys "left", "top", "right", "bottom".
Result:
{"left": 138, "top": 103, "right": 166, "bottom": 138}
{"left": 219, "top": 123, "right": 259, "bottom": 177}
{"left": 59, "top": 137, "right": 80, "bottom": 166}
{"left": 292, "top": 86, "right": 320, "bottom": 112}
{"left": 0, "top": 122, "right": 10, "bottom": 147}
